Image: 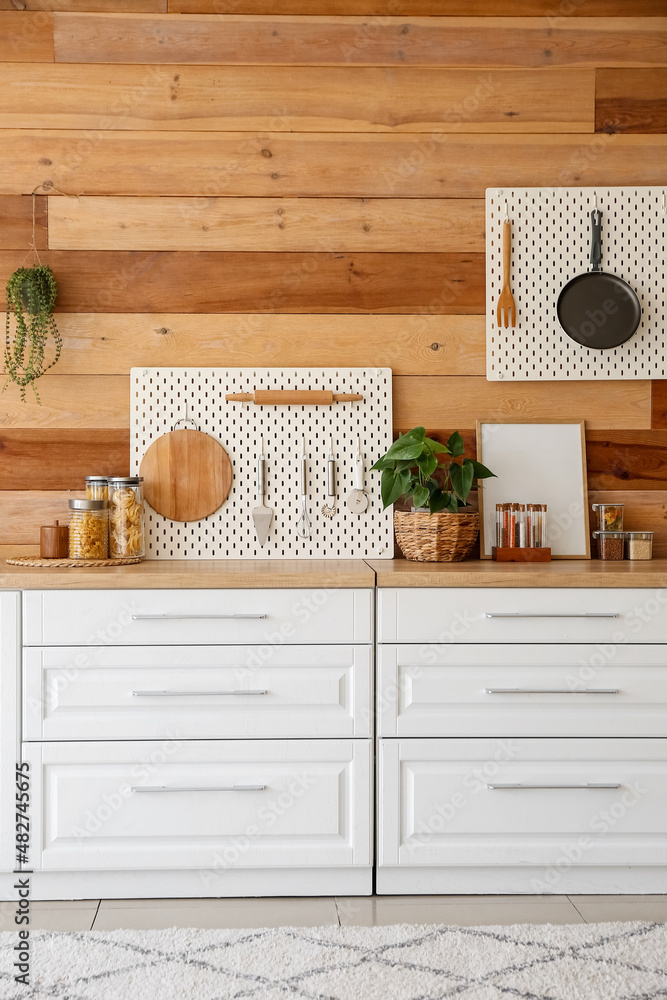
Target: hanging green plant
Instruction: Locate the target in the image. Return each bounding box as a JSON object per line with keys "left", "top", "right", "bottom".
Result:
{"left": 4, "top": 264, "right": 62, "bottom": 402}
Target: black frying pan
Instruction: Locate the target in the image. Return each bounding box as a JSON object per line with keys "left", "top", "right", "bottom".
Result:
{"left": 557, "top": 209, "right": 641, "bottom": 350}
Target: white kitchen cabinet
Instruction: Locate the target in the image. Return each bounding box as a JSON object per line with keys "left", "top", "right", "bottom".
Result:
{"left": 13, "top": 586, "right": 374, "bottom": 898}
{"left": 378, "top": 587, "right": 667, "bottom": 644}
{"left": 379, "top": 738, "right": 667, "bottom": 868}
{"left": 0, "top": 593, "right": 20, "bottom": 874}
{"left": 378, "top": 643, "right": 667, "bottom": 738}
{"left": 23, "top": 588, "right": 372, "bottom": 646}
{"left": 24, "top": 644, "right": 372, "bottom": 741}
{"left": 376, "top": 586, "right": 667, "bottom": 894}
{"left": 23, "top": 738, "right": 372, "bottom": 872}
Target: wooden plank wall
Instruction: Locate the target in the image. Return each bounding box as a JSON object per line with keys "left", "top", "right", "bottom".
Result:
{"left": 0, "top": 3, "right": 666, "bottom": 552}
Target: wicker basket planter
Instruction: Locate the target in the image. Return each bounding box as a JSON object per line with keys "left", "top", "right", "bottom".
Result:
{"left": 394, "top": 509, "right": 479, "bottom": 562}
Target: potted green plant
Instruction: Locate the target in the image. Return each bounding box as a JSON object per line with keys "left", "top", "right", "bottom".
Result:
{"left": 4, "top": 264, "right": 62, "bottom": 402}
{"left": 372, "top": 427, "right": 496, "bottom": 562}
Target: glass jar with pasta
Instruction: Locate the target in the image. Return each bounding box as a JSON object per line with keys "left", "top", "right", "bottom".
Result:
{"left": 108, "top": 476, "right": 145, "bottom": 558}
{"left": 85, "top": 476, "right": 108, "bottom": 501}
{"left": 69, "top": 499, "right": 109, "bottom": 559}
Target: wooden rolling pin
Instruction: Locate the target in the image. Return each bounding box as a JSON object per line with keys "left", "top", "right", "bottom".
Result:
{"left": 225, "top": 390, "right": 363, "bottom": 405}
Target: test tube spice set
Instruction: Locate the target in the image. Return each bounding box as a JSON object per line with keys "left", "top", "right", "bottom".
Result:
{"left": 493, "top": 503, "right": 552, "bottom": 562}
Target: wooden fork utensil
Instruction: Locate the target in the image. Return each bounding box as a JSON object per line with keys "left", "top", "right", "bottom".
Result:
{"left": 496, "top": 217, "right": 517, "bottom": 329}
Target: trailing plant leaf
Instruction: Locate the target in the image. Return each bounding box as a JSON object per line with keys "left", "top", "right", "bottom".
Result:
{"left": 372, "top": 426, "right": 497, "bottom": 514}
{"left": 4, "top": 265, "right": 62, "bottom": 403}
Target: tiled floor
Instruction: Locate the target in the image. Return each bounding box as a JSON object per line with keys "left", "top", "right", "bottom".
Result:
{"left": 1, "top": 895, "right": 666, "bottom": 932}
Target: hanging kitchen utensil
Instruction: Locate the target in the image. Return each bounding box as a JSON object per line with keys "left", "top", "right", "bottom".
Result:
{"left": 347, "top": 438, "right": 369, "bottom": 513}
{"left": 322, "top": 438, "right": 337, "bottom": 519}
{"left": 496, "top": 207, "right": 516, "bottom": 329}
{"left": 295, "top": 438, "right": 312, "bottom": 539}
{"left": 251, "top": 437, "right": 273, "bottom": 547}
{"left": 557, "top": 208, "right": 642, "bottom": 350}
{"left": 226, "top": 390, "right": 363, "bottom": 405}
{"left": 140, "top": 410, "right": 232, "bottom": 523}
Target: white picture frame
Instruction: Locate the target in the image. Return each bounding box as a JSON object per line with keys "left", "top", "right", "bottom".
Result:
{"left": 476, "top": 420, "right": 590, "bottom": 560}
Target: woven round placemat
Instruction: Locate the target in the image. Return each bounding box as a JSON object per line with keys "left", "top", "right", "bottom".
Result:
{"left": 6, "top": 556, "right": 143, "bottom": 568}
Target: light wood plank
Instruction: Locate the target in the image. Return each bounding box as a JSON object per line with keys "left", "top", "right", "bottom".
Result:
{"left": 0, "top": 429, "right": 129, "bottom": 490}
{"left": 48, "top": 196, "right": 485, "bottom": 252}
{"left": 0, "top": 2, "right": 165, "bottom": 10}
{"left": 0, "top": 490, "right": 83, "bottom": 544}
{"left": 1, "top": 376, "right": 651, "bottom": 431}
{"left": 4, "top": 132, "right": 666, "bottom": 198}
{"left": 0, "top": 65, "right": 593, "bottom": 133}
{"left": 3, "top": 375, "right": 651, "bottom": 431}
{"left": 589, "top": 489, "right": 667, "bottom": 557}
{"left": 0, "top": 313, "right": 484, "bottom": 375}
{"left": 171, "top": 1, "right": 667, "bottom": 12}
{"left": 0, "top": 376, "right": 127, "bottom": 428}
{"left": 394, "top": 377, "right": 652, "bottom": 431}
{"left": 0, "top": 251, "right": 485, "bottom": 313}
{"left": 596, "top": 68, "right": 667, "bottom": 134}
{"left": 0, "top": 10, "right": 53, "bottom": 60}
{"left": 53, "top": 14, "right": 667, "bottom": 67}
{"left": 0, "top": 195, "right": 46, "bottom": 249}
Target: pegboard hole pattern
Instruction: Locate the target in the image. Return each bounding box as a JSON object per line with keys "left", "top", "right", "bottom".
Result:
{"left": 486, "top": 187, "right": 667, "bottom": 380}
{"left": 131, "top": 368, "right": 393, "bottom": 560}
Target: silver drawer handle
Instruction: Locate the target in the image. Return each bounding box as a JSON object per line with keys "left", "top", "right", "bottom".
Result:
{"left": 484, "top": 612, "right": 618, "bottom": 619}
{"left": 131, "top": 690, "right": 268, "bottom": 697}
{"left": 131, "top": 614, "right": 267, "bottom": 621}
{"left": 487, "top": 783, "right": 621, "bottom": 790}
{"left": 485, "top": 688, "right": 619, "bottom": 695}
{"left": 131, "top": 784, "right": 266, "bottom": 793}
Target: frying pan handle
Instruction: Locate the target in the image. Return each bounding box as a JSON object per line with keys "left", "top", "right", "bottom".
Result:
{"left": 589, "top": 209, "right": 602, "bottom": 273}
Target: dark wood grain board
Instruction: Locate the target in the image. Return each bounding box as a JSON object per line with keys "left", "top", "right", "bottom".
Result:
{"left": 596, "top": 69, "right": 667, "bottom": 133}
{"left": 0, "top": 250, "right": 485, "bottom": 313}
{"left": 0, "top": 429, "right": 129, "bottom": 490}
{"left": 652, "top": 381, "right": 667, "bottom": 429}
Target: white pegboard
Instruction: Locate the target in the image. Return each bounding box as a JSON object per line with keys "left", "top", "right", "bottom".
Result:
{"left": 130, "top": 368, "right": 393, "bottom": 560}
{"left": 486, "top": 187, "right": 667, "bottom": 380}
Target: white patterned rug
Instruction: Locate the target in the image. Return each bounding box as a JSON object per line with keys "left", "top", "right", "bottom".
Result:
{"left": 1, "top": 921, "right": 666, "bottom": 999}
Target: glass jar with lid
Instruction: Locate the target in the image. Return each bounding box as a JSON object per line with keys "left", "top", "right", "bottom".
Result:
{"left": 593, "top": 530, "right": 625, "bottom": 561}
{"left": 591, "top": 502, "right": 624, "bottom": 532}
{"left": 85, "top": 476, "right": 108, "bottom": 501}
{"left": 68, "top": 499, "right": 109, "bottom": 559}
{"left": 108, "top": 476, "right": 145, "bottom": 558}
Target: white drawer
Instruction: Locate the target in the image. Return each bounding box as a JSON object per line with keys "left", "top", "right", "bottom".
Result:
{"left": 379, "top": 737, "right": 667, "bottom": 869}
{"left": 378, "top": 588, "right": 667, "bottom": 644}
{"left": 23, "top": 589, "right": 372, "bottom": 646}
{"left": 24, "top": 645, "right": 372, "bottom": 741}
{"left": 378, "top": 644, "right": 667, "bottom": 738}
{"left": 24, "top": 738, "right": 372, "bottom": 871}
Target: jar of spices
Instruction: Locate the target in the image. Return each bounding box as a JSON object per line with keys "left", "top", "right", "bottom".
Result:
{"left": 593, "top": 530, "right": 625, "bottom": 561}
{"left": 108, "top": 476, "right": 145, "bottom": 558}
{"left": 625, "top": 531, "right": 653, "bottom": 561}
{"left": 592, "top": 502, "right": 624, "bottom": 532}
{"left": 85, "top": 476, "right": 109, "bottom": 501}
{"left": 69, "top": 499, "right": 109, "bottom": 559}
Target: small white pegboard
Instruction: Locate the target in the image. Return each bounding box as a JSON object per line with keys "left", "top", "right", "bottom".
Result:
{"left": 130, "top": 368, "right": 393, "bottom": 560}
{"left": 486, "top": 187, "right": 667, "bottom": 380}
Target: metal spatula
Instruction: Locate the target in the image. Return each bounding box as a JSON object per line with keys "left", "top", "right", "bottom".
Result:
{"left": 252, "top": 438, "right": 273, "bottom": 547}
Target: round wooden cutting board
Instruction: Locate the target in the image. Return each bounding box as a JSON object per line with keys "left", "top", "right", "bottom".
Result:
{"left": 140, "top": 429, "right": 232, "bottom": 523}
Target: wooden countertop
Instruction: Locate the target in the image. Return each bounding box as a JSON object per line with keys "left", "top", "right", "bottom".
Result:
{"left": 368, "top": 558, "right": 667, "bottom": 588}
{"left": 3, "top": 547, "right": 667, "bottom": 590}
{"left": 0, "top": 547, "right": 376, "bottom": 590}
